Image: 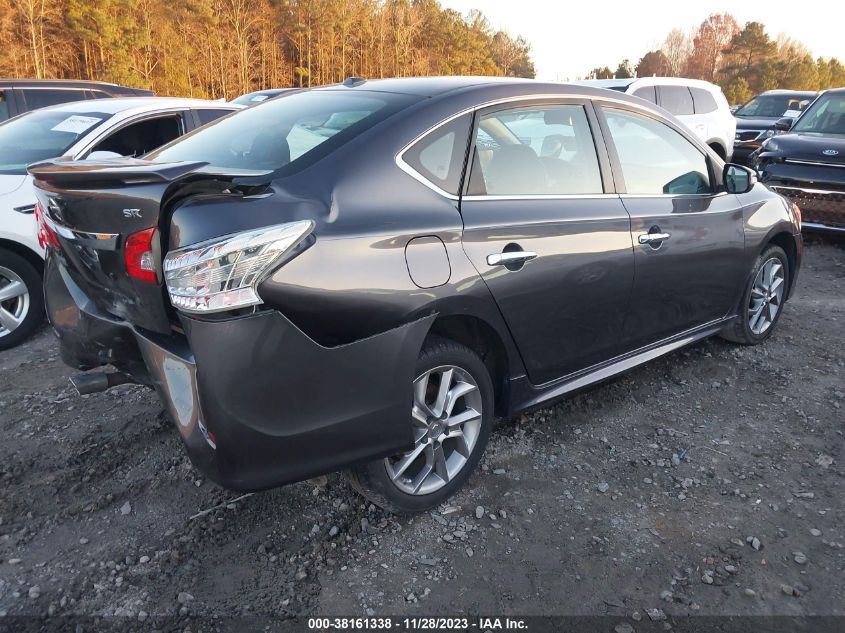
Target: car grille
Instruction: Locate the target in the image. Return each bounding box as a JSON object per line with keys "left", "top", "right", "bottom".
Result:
{"left": 770, "top": 186, "right": 845, "bottom": 228}
{"left": 735, "top": 130, "right": 759, "bottom": 142}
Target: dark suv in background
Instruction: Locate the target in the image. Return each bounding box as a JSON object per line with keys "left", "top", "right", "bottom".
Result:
{"left": 0, "top": 79, "right": 153, "bottom": 122}
{"left": 733, "top": 90, "right": 817, "bottom": 164}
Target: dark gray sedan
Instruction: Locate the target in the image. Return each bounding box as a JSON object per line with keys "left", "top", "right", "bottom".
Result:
{"left": 30, "top": 77, "right": 802, "bottom": 513}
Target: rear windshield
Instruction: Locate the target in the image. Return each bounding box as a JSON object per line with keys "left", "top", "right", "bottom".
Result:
{"left": 0, "top": 109, "right": 109, "bottom": 175}
{"left": 149, "top": 90, "right": 419, "bottom": 174}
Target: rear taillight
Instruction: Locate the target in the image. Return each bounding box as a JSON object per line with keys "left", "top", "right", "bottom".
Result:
{"left": 125, "top": 228, "right": 159, "bottom": 284}
{"left": 34, "top": 202, "right": 60, "bottom": 250}
{"left": 163, "top": 221, "right": 314, "bottom": 314}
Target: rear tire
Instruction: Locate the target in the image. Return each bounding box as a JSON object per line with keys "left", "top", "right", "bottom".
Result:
{"left": 347, "top": 336, "right": 493, "bottom": 514}
{"left": 720, "top": 244, "right": 789, "bottom": 345}
{"left": 0, "top": 250, "right": 44, "bottom": 351}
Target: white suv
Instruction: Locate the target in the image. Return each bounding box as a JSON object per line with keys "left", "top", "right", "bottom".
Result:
{"left": 577, "top": 77, "right": 736, "bottom": 162}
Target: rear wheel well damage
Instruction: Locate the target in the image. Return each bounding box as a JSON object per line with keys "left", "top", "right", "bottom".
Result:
{"left": 427, "top": 315, "right": 509, "bottom": 417}
{"left": 0, "top": 240, "right": 43, "bottom": 277}
{"left": 767, "top": 232, "right": 797, "bottom": 295}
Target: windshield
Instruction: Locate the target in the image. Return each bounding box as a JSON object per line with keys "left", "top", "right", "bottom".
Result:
{"left": 736, "top": 94, "right": 814, "bottom": 118}
{"left": 0, "top": 109, "right": 109, "bottom": 175}
{"left": 792, "top": 93, "right": 845, "bottom": 136}
{"left": 149, "top": 90, "right": 419, "bottom": 174}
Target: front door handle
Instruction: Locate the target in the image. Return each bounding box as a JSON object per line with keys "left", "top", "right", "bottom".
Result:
{"left": 486, "top": 251, "right": 538, "bottom": 266}
{"left": 638, "top": 232, "right": 671, "bottom": 245}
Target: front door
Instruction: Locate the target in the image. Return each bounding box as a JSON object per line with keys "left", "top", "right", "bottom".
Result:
{"left": 459, "top": 101, "right": 635, "bottom": 385}
{"left": 598, "top": 105, "right": 746, "bottom": 351}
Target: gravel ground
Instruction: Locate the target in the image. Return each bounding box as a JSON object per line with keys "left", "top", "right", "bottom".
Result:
{"left": 0, "top": 239, "right": 843, "bottom": 631}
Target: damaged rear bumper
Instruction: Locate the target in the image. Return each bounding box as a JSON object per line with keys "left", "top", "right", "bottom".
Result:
{"left": 45, "top": 254, "right": 432, "bottom": 491}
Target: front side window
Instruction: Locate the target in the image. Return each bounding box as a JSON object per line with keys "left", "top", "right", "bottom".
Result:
{"left": 149, "top": 90, "right": 419, "bottom": 174}
{"left": 659, "top": 86, "right": 694, "bottom": 116}
{"left": 467, "top": 104, "right": 603, "bottom": 196}
{"left": 0, "top": 109, "right": 109, "bottom": 175}
{"left": 602, "top": 108, "right": 712, "bottom": 195}
{"left": 89, "top": 116, "right": 183, "bottom": 157}
{"left": 792, "top": 92, "right": 845, "bottom": 135}
{"left": 402, "top": 114, "right": 471, "bottom": 195}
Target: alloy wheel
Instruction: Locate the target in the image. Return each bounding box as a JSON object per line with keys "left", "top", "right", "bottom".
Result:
{"left": 0, "top": 265, "right": 30, "bottom": 338}
{"left": 385, "top": 365, "right": 483, "bottom": 496}
{"left": 748, "top": 257, "right": 785, "bottom": 335}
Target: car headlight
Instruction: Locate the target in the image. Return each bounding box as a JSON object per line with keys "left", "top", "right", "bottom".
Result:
{"left": 756, "top": 129, "right": 776, "bottom": 141}
{"left": 762, "top": 139, "right": 779, "bottom": 153}
{"left": 163, "top": 220, "right": 314, "bottom": 314}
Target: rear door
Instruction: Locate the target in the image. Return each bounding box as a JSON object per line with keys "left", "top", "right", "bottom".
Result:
{"left": 459, "top": 100, "right": 635, "bottom": 385}
{"left": 597, "top": 104, "right": 745, "bottom": 351}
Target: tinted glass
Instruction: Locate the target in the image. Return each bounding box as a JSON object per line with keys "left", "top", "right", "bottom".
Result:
{"left": 690, "top": 88, "right": 718, "bottom": 114}
{"left": 0, "top": 109, "right": 109, "bottom": 175}
{"left": 403, "top": 114, "right": 471, "bottom": 195}
{"left": 149, "top": 90, "right": 418, "bottom": 174}
{"left": 0, "top": 92, "right": 8, "bottom": 122}
{"left": 195, "top": 108, "right": 235, "bottom": 126}
{"left": 736, "top": 93, "right": 815, "bottom": 118}
{"left": 467, "top": 105, "right": 603, "bottom": 195}
{"left": 20, "top": 88, "right": 88, "bottom": 110}
{"left": 602, "top": 108, "right": 712, "bottom": 195}
{"left": 91, "top": 116, "right": 183, "bottom": 157}
{"left": 632, "top": 86, "right": 657, "bottom": 104}
{"left": 792, "top": 93, "right": 845, "bottom": 135}
{"left": 659, "top": 86, "right": 694, "bottom": 116}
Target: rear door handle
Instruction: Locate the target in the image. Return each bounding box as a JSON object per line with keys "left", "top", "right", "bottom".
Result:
{"left": 486, "top": 251, "right": 538, "bottom": 266}
{"left": 638, "top": 232, "right": 671, "bottom": 245}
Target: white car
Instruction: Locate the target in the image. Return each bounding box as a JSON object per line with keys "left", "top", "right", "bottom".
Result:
{"left": 577, "top": 77, "right": 736, "bottom": 162}
{"left": 0, "top": 97, "right": 242, "bottom": 349}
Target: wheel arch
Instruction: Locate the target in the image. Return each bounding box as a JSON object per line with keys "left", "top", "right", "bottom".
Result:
{"left": 0, "top": 239, "right": 44, "bottom": 277}
{"left": 765, "top": 231, "right": 798, "bottom": 296}
{"left": 426, "top": 313, "right": 513, "bottom": 417}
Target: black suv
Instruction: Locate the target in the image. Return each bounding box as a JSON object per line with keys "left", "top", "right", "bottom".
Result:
{"left": 733, "top": 90, "right": 817, "bottom": 164}
{"left": 30, "top": 78, "right": 802, "bottom": 513}
{"left": 0, "top": 79, "right": 153, "bottom": 122}
{"left": 755, "top": 87, "right": 845, "bottom": 233}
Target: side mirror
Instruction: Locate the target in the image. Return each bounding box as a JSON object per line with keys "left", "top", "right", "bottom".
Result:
{"left": 774, "top": 117, "right": 793, "bottom": 132}
{"left": 724, "top": 163, "right": 757, "bottom": 195}
{"left": 87, "top": 150, "right": 123, "bottom": 160}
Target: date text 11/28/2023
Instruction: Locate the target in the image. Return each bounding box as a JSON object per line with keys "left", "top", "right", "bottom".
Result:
{"left": 307, "top": 617, "right": 528, "bottom": 630}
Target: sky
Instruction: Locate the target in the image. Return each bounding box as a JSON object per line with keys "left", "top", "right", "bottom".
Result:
{"left": 439, "top": 0, "right": 845, "bottom": 81}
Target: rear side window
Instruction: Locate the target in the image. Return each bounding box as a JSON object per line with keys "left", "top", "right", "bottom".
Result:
{"left": 149, "top": 90, "right": 418, "bottom": 175}
{"left": 632, "top": 86, "right": 657, "bottom": 104}
{"left": 691, "top": 88, "right": 718, "bottom": 114}
{"left": 602, "top": 107, "right": 712, "bottom": 196}
{"left": 402, "top": 114, "right": 471, "bottom": 195}
{"left": 659, "top": 86, "right": 694, "bottom": 116}
{"left": 20, "top": 88, "right": 88, "bottom": 110}
{"left": 194, "top": 108, "right": 235, "bottom": 126}
{"left": 467, "top": 104, "right": 603, "bottom": 196}
{"left": 0, "top": 91, "right": 8, "bottom": 122}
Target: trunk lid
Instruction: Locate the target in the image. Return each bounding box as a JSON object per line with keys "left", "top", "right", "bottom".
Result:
{"left": 29, "top": 158, "right": 273, "bottom": 333}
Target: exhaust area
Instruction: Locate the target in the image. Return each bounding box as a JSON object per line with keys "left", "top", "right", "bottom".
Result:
{"left": 70, "top": 371, "right": 137, "bottom": 395}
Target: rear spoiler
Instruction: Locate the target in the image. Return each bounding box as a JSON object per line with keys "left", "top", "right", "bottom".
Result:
{"left": 28, "top": 158, "right": 274, "bottom": 189}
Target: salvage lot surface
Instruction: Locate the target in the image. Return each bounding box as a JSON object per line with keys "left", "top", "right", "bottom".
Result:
{"left": 0, "top": 241, "right": 843, "bottom": 625}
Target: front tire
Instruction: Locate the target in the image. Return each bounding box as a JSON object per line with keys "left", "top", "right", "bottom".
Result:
{"left": 0, "top": 250, "right": 44, "bottom": 351}
{"left": 720, "top": 244, "right": 789, "bottom": 345}
{"left": 347, "top": 337, "right": 493, "bottom": 514}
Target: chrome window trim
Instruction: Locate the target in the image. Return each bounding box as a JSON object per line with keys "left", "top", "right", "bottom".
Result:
{"left": 620, "top": 191, "right": 729, "bottom": 200}
{"left": 395, "top": 92, "right": 658, "bottom": 201}
{"left": 462, "top": 193, "right": 617, "bottom": 201}
{"left": 784, "top": 158, "right": 845, "bottom": 169}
